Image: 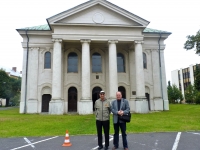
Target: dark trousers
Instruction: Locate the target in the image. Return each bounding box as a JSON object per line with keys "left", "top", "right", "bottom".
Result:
{"left": 113, "top": 122, "right": 128, "bottom": 148}
{"left": 96, "top": 120, "right": 110, "bottom": 148}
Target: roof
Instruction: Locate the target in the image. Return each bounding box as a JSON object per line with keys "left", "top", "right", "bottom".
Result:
{"left": 17, "top": 24, "right": 50, "bottom": 31}
{"left": 17, "top": 24, "right": 171, "bottom": 34}
{"left": 143, "top": 28, "right": 171, "bottom": 34}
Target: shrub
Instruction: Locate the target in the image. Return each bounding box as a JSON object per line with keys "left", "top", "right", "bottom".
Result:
{"left": 195, "top": 92, "right": 200, "bottom": 104}
{"left": 9, "top": 94, "right": 20, "bottom": 106}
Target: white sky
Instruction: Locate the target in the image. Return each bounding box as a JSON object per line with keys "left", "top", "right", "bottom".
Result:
{"left": 0, "top": 0, "right": 199, "bottom": 82}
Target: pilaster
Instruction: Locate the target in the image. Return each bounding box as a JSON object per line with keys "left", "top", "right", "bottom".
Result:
{"left": 151, "top": 49, "right": 163, "bottom": 111}
{"left": 20, "top": 48, "right": 28, "bottom": 113}
{"left": 160, "top": 50, "right": 169, "bottom": 110}
{"left": 27, "top": 47, "right": 39, "bottom": 113}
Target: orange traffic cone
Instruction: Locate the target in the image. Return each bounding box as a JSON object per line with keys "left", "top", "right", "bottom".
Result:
{"left": 62, "top": 130, "right": 72, "bottom": 147}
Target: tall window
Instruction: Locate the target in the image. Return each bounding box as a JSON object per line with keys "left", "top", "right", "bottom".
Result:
{"left": 68, "top": 52, "right": 78, "bottom": 72}
{"left": 92, "top": 53, "right": 102, "bottom": 73}
{"left": 44, "top": 52, "right": 51, "bottom": 69}
{"left": 117, "top": 53, "right": 125, "bottom": 72}
{"left": 143, "top": 52, "right": 147, "bottom": 69}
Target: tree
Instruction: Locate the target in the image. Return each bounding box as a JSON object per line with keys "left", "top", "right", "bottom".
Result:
{"left": 9, "top": 77, "right": 21, "bottom": 106}
{"left": 9, "top": 77, "right": 21, "bottom": 97}
{"left": 0, "top": 69, "right": 21, "bottom": 106}
{"left": 195, "top": 92, "right": 200, "bottom": 104}
{"left": 194, "top": 65, "right": 200, "bottom": 91}
{"left": 167, "top": 81, "right": 183, "bottom": 103}
{"left": 184, "top": 30, "right": 200, "bottom": 55}
{"left": 185, "top": 84, "right": 197, "bottom": 104}
{"left": 0, "top": 69, "right": 11, "bottom": 100}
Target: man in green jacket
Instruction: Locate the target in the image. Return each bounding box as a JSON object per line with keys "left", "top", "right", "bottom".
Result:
{"left": 95, "top": 90, "right": 110, "bottom": 150}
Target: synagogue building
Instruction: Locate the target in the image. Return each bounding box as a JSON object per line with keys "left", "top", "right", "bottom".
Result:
{"left": 17, "top": 0, "right": 171, "bottom": 114}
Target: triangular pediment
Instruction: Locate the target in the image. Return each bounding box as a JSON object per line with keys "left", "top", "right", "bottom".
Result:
{"left": 47, "top": 0, "right": 149, "bottom": 27}
{"left": 56, "top": 4, "right": 142, "bottom": 26}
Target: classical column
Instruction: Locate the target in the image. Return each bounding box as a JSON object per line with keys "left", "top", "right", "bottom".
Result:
{"left": 129, "top": 48, "right": 136, "bottom": 112}
{"left": 49, "top": 39, "right": 64, "bottom": 115}
{"left": 27, "top": 47, "right": 39, "bottom": 113}
{"left": 160, "top": 50, "right": 169, "bottom": 110}
{"left": 79, "top": 39, "right": 93, "bottom": 115}
{"left": 135, "top": 41, "right": 149, "bottom": 113}
{"left": 108, "top": 40, "right": 118, "bottom": 100}
{"left": 151, "top": 49, "right": 163, "bottom": 110}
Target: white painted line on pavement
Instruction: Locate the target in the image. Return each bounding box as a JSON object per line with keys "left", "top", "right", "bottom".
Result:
{"left": 10, "top": 136, "right": 58, "bottom": 150}
{"left": 187, "top": 132, "right": 200, "bottom": 135}
{"left": 24, "top": 137, "right": 35, "bottom": 149}
{"left": 172, "top": 132, "right": 181, "bottom": 150}
{"left": 92, "top": 134, "right": 121, "bottom": 150}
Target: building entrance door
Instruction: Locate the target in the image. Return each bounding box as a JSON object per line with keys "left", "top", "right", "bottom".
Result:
{"left": 42, "top": 94, "right": 51, "bottom": 112}
{"left": 145, "top": 93, "right": 150, "bottom": 110}
{"left": 92, "top": 87, "right": 102, "bottom": 111}
{"left": 68, "top": 87, "right": 77, "bottom": 112}
{"left": 118, "top": 86, "right": 126, "bottom": 99}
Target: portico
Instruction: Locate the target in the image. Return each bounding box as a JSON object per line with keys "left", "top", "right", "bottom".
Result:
{"left": 48, "top": 38, "right": 149, "bottom": 114}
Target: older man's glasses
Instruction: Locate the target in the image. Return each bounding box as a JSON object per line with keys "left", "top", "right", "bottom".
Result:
{"left": 100, "top": 93, "right": 105, "bottom": 95}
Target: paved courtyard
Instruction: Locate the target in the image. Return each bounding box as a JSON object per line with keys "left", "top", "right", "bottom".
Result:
{"left": 0, "top": 132, "right": 200, "bottom": 150}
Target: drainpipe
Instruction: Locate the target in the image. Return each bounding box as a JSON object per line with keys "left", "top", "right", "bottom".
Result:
{"left": 158, "top": 32, "right": 164, "bottom": 109}
{"left": 24, "top": 30, "right": 29, "bottom": 114}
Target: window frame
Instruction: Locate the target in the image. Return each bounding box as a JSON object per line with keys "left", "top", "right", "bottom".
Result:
{"left": 44, "top": 52, "right": 51, "bottom": 69}
{"left": 92, "top": 52, "right": 102, "bottom": 73}
{"left": 117, "top": 53, "right": 125, "bottom": 73}
{"left": 67, "top": 52, "right": 78, "bottom": 73}
{"left": 143, "top": 52, "right": 147, "bottom": 69}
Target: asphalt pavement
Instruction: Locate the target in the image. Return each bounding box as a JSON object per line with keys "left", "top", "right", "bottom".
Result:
{"left": 0, "top": 132, "right": 200, "bottom": 150}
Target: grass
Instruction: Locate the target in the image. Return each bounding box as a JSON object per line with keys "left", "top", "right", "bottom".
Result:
{"left": 0, "top": 104, "right": 200, "bottom": 137}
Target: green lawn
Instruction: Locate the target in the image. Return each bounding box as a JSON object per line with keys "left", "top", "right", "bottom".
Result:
{"left": 0, "top": 104, "right": 200, "bottom": 137}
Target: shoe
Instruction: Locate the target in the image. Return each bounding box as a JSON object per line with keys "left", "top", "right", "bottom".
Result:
{"left": 98, "top": 146, "right": 103, "bottom": 150}
{"left": 104, "top": 147, "right": 108, "bottom": 150}
{"left": 124, "top": 148, "right": 128, "bottom": 150}
{"left": 112, "top": 146, "right": 118, "bottom": 150}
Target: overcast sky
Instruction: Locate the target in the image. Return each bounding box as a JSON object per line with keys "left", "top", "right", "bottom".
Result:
{"left": 0, "top": 0, "right": 199, "bottom": 82}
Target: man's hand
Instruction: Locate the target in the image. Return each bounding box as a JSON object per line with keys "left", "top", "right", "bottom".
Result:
{"left": 118, "top": 110, "right": 124, "bottom": 116}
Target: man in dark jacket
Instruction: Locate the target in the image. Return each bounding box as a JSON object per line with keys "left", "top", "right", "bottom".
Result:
{"left": 111, "top": 91, "right": 130, "bottom": 150}
{"left": 95, "top": 91, "right": 111, "bottom": 150}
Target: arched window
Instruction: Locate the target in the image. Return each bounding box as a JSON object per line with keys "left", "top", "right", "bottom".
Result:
{"left": 92, "top": 53, "right": 102, "bottom": 73}
{"left": 68, "top": 52, "right": 78, "bottom": 72}
{"left": 143, "top": 52, "right": 147, "bottom": 69}
{"left": 117, "top": 53, "right": 125, "bottom": 72}
{"left": 44, "top": 52, "right": 51, "bottom": 69}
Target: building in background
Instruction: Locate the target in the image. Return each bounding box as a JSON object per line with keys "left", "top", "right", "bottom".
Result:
{"left": 6, "top": 67, "right": 22, "bottom": 78}
{"left": 0, "top": 66, "right": 22, "bottom": 78}
{"left": 16, "top": 0, "right": 171, "bottom": 115}
{"left": 171, "top": 63, "right": 200, "bottom": 97}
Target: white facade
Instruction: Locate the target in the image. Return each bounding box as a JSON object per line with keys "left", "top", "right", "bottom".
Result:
{"left": 17, "top": 0, "right": 171, "bottom": 114}
{"left": 171, "top": 64, "right": 198, "bottom": 98}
